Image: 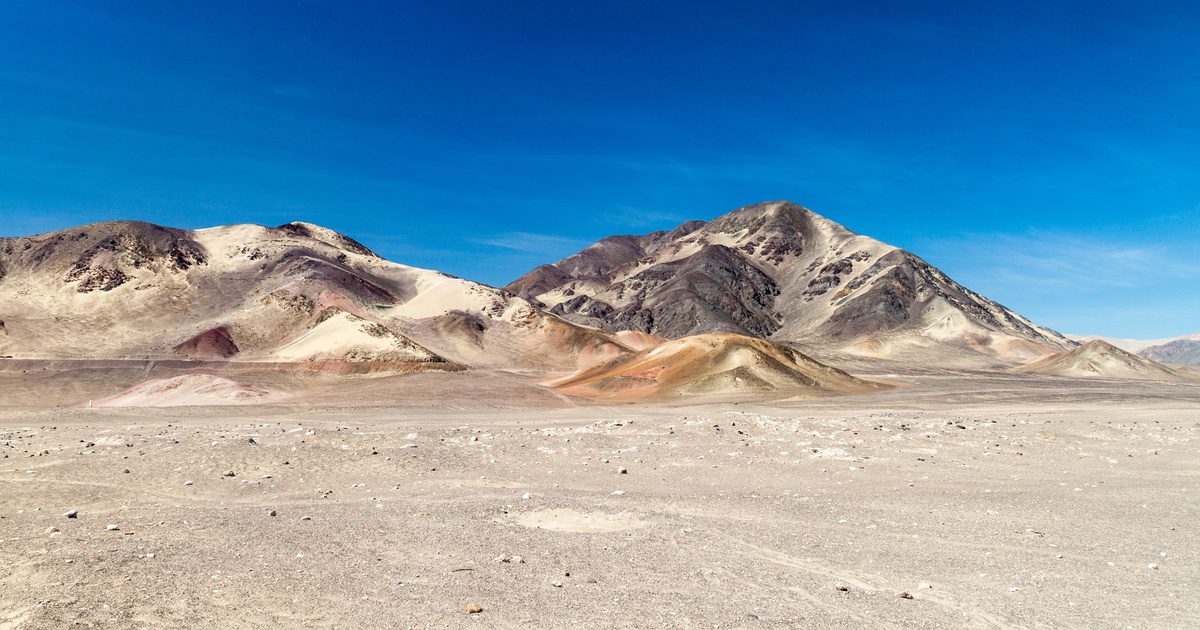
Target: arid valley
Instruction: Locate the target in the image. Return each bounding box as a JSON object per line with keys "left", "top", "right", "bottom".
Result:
{"left": 2, "top": 203, "right": 1199, "bottom": 628}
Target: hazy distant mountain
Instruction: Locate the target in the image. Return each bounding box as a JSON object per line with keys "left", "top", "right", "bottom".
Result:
{"left": 0, "top": 220, "right": 638, "bottom": 370}
{"left": 507, "top": 201, "right": 1072, "bottom": 361}
{"left": 1137, "top": 339, "right": 1200, "bottom": 366}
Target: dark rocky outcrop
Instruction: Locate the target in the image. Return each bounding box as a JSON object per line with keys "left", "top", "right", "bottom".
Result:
{"left": 173, "top": 326, "right": 240, "bottom": 359}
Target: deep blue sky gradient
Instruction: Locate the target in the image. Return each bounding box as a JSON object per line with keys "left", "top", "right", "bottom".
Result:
{"left": 1, "top": 1, "right": 1197, "bottom": 337}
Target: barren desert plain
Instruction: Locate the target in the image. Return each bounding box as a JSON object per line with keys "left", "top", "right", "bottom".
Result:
{"left": 2, "top": 363, "right": 1198, "bottom": 629}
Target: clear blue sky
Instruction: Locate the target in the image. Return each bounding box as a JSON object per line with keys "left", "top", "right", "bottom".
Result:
{"left": 1, "top": 1, "right": 1197, "bottom": 338}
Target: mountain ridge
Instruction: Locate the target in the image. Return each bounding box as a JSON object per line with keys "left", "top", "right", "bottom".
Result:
{"left": 0, "top": 220, "right": 639, "bottom": 371}
{"left": 507, "top": 200, "right": 1072, "bottom": 361}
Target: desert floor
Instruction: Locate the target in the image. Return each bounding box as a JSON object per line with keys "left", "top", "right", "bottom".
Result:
{"left": 2, "top": 371, "right": 1198, "bottom": 629}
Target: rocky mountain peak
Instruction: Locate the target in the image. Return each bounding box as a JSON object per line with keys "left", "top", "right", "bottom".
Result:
{"left": 506, "top": 200, "right": 1071, "bottom": 359}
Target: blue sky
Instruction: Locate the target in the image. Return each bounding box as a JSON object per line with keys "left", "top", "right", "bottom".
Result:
{"left": 1, "top": 1, "right": 1197, "bottom": 338}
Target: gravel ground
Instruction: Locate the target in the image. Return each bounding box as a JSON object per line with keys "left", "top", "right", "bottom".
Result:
{"left": 2, "top": 373, "right": 1198, "bottom": 628}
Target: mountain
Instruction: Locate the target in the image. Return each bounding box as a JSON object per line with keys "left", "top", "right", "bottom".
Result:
{"left": 1014, "top": 340, "right": 1194, "bottom": 382}
{"left": 507, "top": 201, "right": 1071, "bottom": 361}
{"left": 1067, "top": 333, "right": 1199, "bottom": 353}
{"left": 1138, "top": 339, "right": 1200, "bottom": 366}
{"left": 546, "top": 332, "right": 885, "bottom": 400}
{"left": 0, "top": 220, "right": 641, "bottom": 370}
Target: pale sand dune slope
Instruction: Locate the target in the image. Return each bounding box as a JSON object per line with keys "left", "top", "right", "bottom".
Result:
{"left": 265, "top": 309, "right": 443, "bottom": 364}
{"left": 88, "top": 374, "right": 287, "bottom": 407}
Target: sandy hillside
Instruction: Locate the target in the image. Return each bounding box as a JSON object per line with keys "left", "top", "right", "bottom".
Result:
{"left": 0, "top": 221, "right": 640, "bottom": 371}
{"left": 547, "top": 332, "right": 886, "bottom": 400}
{"left": 1015, "top": 340, "right": 1194, "bottom": 382}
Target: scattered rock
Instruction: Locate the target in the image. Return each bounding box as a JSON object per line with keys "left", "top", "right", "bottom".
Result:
{"left": 105, "top": 524, "right": 119, "bottom": 531}
{"left": 467, "top": 603, "right": 483, "bottom": 614}
{"left": 269, "top": 510, "right": 277, "bottom": 517}
{"left": 618, "top": 467, "right": 628, "bottom": 474}
{"left": 184, "top": 480, "right": 194, "bottom": 486}
{"left": 551, "top": 580, "right": 563, "bottom": 587}
{"left": 223, "top": 471, "right": 236, "bottom": 477}
{"left": 45, "top": 527, "right": 60, "bottom": 535}
{"left": 834, "top": 585, "right": 849, "bottom": 592}
{"left": 65, "top": 510, "right": 78, "bottom": 519}
{"left": 898, "top": 591, "right": 913, "bottom": 599}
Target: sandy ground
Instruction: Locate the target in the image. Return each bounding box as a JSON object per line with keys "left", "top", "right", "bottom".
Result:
{"left": 2, "top": 372, "right": 1198, "bottom": 628}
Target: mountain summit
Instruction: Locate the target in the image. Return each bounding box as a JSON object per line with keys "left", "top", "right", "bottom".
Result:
{"left": 506, "top": 201, "right": 1071, "bottom": 360}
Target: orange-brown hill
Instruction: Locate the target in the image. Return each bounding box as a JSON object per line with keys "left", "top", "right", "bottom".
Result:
{"left": 546, "top": 332, "right": 886, "bottom": 401}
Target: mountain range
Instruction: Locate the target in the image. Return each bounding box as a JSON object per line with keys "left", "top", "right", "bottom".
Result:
{"left": 0, "top": 220, "right": 640, "bottom": 371}
{"left": 5, "top": 200, "right": 1185, "bottom": 389}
